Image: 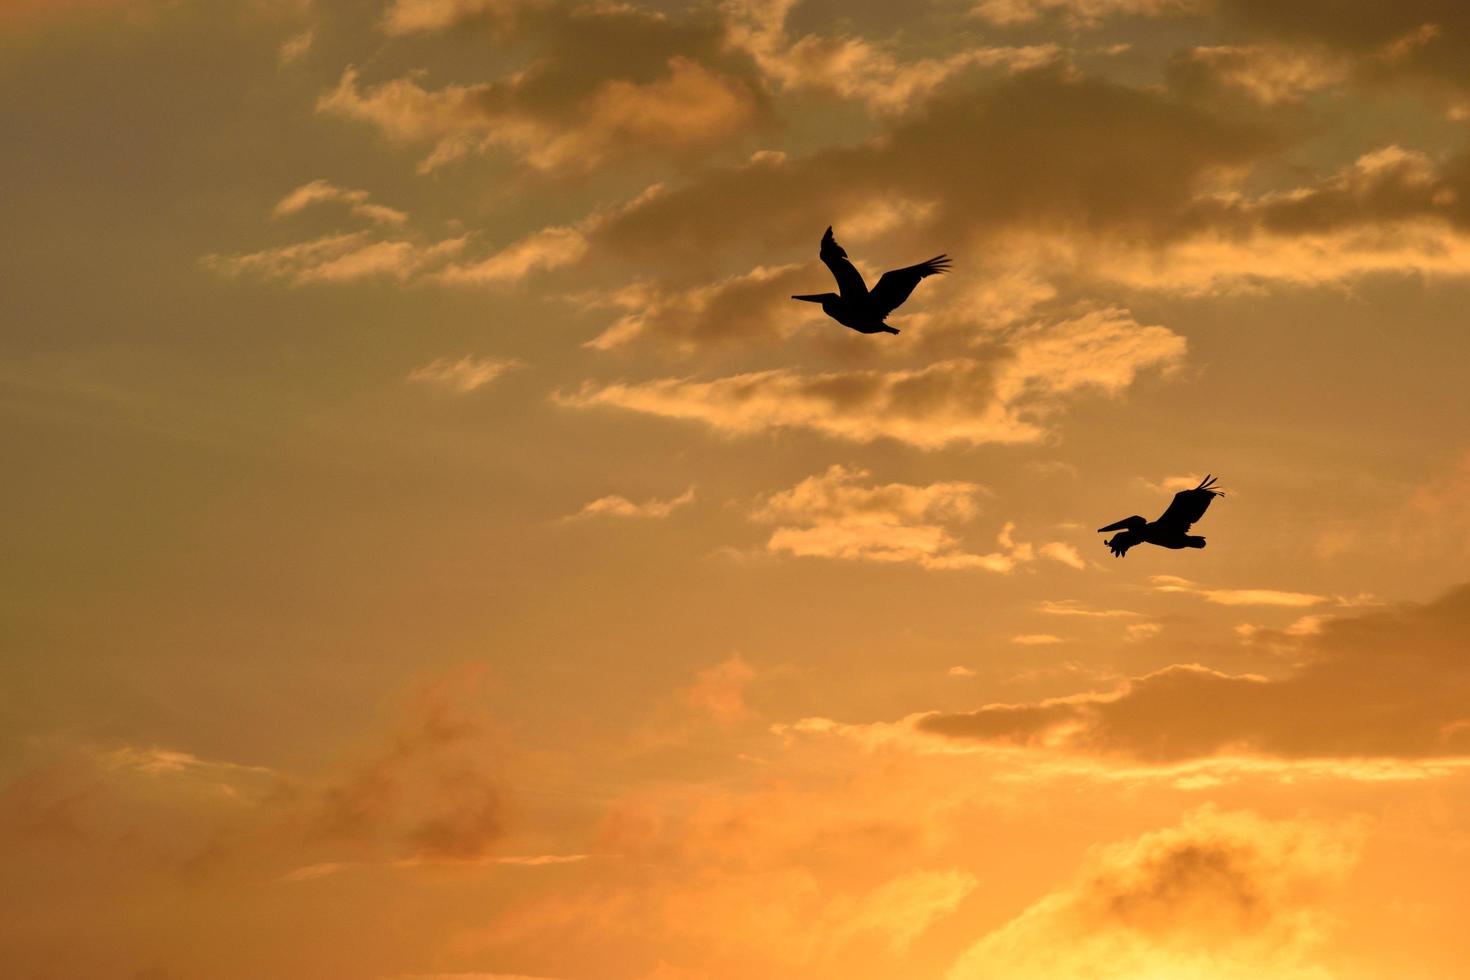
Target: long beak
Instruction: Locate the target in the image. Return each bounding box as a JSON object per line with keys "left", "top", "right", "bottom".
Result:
{"left": 791, "top": 294, "right": 824, "bottom": 302}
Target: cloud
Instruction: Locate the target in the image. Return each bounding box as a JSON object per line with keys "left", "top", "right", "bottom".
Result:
{"left": 272, "top": 179, "right": 407, "bottom": 226}
{"left": 562, "top": 308, "right": 1184, "bottom": 448}
{"left": 1124, "top": 622, "right": 1163, "bottom": 642}
{"left": 278, "top": 29, "right": 313, "bottom": 65}
{"left": 970, "top": 0, "right": 1201, "bottom": 29}
{"left": 567, "top": 486, "right": 695, "bottom": 520}
{"left": 1150, "top": 575, "right": 1330, "bottom": 607}
{"left": 947, "top": 806, "right": 1361, "bottom": 979}
{"left": 204, "top": 231, "right": 469, "bottom": 285}
{"left": 949, "top": 666, "right": 978, "bottom": 677}
{"left": 1012, "top": 634, "right": 1065, "bottom": 645}
{"left": 1036, "top": 599, "right": 1141, "bottom": 618}
{"left": 1088, "top": 146, "right": 1470, "bottom": 294}
{"left": 679, "top": 654, "right": 757, "bottom": 728}
{"left": 583, "top": 71, "right": 1274, "bottom": 272}
{"left": 916, "top": 583, "right": 1470, "bottom": 761}
{"left": 1169, "top": 43, "right": 1350, "bottom": 104}
{"left": 381, "top": 0, "right": 540, "bottom": 35}
{"left": 438, "top": 226, "right": 590, "bottom": 285}
{"left": 749, "top": 465, "right": 1080, "bottom": 574}
{"left": 582, "top": 264, "right": 816, "bottom": 352}
{"left": 320, "top": 4, "right": 767, "bottom": 174}
{"left": 407, "top": 356, "right": 522, "bottom": 393}
{"left": 727, "top": 0, "right": 1061, "bottom": 114}
{"left": 472, "top": 762, "right": 984, "bottom": 975}
{"left": 1211, "top": 1, "right": 1470, "bottom": 102}
{"left": 309, "top": 668, "right": 505, "bottom": 862}
{"left": 102, "top": 747, "right": 273, "bottom": 779}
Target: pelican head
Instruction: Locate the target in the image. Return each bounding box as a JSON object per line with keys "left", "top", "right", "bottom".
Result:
{"left": 791, "top": 293, "right": 837, "bottom": 303}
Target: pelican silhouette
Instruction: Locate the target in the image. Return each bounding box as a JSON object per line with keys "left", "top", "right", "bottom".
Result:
{"left": 1098, "top": 476, "right": 1224, "bottom": 558}
{"left": 791, "top": 227, "right": 949, "bottom": 335}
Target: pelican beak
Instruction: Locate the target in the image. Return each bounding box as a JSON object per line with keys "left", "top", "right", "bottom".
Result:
{"left": 791, "top": 294, "right": 824, "bottom": 302}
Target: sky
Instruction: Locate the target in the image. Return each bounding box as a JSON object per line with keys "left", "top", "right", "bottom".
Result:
{"left": 4, "top": 0, "right": 1470, "bottom": 977}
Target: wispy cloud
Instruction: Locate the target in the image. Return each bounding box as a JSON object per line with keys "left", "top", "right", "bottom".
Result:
{"left": 205, "top": 232, "right": 469, "bottom": 285}
{"left": 562, "top": 308, "right": 1185, "bottom": 449}
{"left": 272, "top": 179, "right": 407, "bottom": 226}
{"left": 1150, "top": 575, "right": 1329, "bottom": 607}
{"left": 567, "top": 487, "right": 695, "bottom": 521}
{"left": 407, "top": 356, "right": 522, "bottom": 393}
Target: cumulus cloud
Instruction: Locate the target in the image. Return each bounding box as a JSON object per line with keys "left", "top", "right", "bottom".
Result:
{"left": 562, "top": 308, "right": 1184, "bottom": 448}
{"left": 407, "top": 355, "right": 522, "bottom": 392}
{"left": 583, "top": 71, "right": 1273, "bottom": 272}
{"left": 917, "top": 583, "right": 1470, "bottom": 761}
{"left": 728, "top": 0, "right": 1061, "bottom": 114}
{"left": 1212, "top": 1, "right": 1470, "bottom": 102}
{"left": 749, "top": 465, "right": 1080, "bottom": 573}
{"left": 567, "top": 486, "right": 695, "bottom": 520}
{"left": 948, "top": 806, "right": 1361, "bottom": 979}
{"left": 320, "top": 3, "right": 766, "bottom": 174}
{"left": 1086, "top": 145, "right": 1470, "bottom": 294}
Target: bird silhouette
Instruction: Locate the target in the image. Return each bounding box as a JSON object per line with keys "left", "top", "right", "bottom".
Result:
{"left": 791, "top": 227, "right": 949, "bottom": 334}
{"left": 1098, "top": 476, "right": 1224, "bottom": 558}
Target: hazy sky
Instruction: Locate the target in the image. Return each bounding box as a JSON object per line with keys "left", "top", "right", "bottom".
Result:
{"left": 5, "top": 1, "right": 1470, "bottom": 977}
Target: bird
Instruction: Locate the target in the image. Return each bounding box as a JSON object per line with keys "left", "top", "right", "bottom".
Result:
{"left": 791, "top": 226, "right": 949, "bottom": 335}
{"left": 1097, "top": 475, "right": 1224, "bottom": 558}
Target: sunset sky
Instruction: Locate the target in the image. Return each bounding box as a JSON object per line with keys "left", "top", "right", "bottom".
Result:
{"left": 7, "top": 0, "right": 1470, "bottom": 977}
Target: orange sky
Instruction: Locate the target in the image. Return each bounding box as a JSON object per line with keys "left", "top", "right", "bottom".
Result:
{"left": 4, "top": 1, "right": 1470, "bottom": 978}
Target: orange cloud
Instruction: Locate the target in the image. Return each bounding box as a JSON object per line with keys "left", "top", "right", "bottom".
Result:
{"left": 407, "top": 356, "right": 522, "bottom": 393}
{"left": 204, "top": 231, "right": 469, "bottom": 285}
{"left": 562, "top": 308, "right": 1183, "bottom": 448}
{"left": 750, "top": 465, "right": 1080, "bottom": 573}
{"left": 948, "top": 806, "right": 1362, "bottom": 979}
{"left": 567, "top": 487, "right": 695, "bottom": 520}
{"left": 917, "top": 584, "right": 1470, "bottom": 761}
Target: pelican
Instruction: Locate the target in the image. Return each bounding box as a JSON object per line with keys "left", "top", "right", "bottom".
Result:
{"left": 791, "top": 227, "right": 949, "bottom": 335}
{"left": 1098, "top": 475, "right": 1224, "bottom": 558}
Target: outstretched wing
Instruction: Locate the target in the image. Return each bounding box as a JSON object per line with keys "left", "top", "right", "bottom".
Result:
{"left": 1155, "top": 475, "right": 1223, "bottom": 533}
{"left": 820, "top": 227, "right": 867, "bottom": 300}
{"left": 869, "top": 254, "right": 950, "bottom": 318}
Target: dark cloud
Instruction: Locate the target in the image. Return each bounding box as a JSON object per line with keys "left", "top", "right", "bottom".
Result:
{"left": 919, "top": 583, "right": 1470, "bottom": 760}
{"left": 950, "top": 806, "right": 1360, "bottom": 977}
{"left": 310, "top": 670, "right": 504, "bottom": 861}
{"left": 320, "top": 2, "right": 771, "bottom": 173}
{"left": 589, "top": 69, "right": 1278, "bottom": 270}
{"left": 1217, "top": 0, "right": 1470, "bottom": 98}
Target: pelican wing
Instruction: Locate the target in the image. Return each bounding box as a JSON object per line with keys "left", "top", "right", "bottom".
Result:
{"left": 869, "top": 255, "right": 950, "bottom": 317}
{"left": 1155, "top": 476, "right": 1223, "bottom": 533}
{"left": 820, "top": 227, "right": 867, "bottom": 300}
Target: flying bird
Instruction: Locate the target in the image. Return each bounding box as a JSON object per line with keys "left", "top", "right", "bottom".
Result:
{"left": 1098, "top": 475, "right": 1224, "bottom": 558}
{"left": 791, "top": 227, "right": 949, "bottom": 335}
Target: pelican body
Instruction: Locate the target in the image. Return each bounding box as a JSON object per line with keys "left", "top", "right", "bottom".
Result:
{"left": 1098, "top": 475, "right": 1224, "bottom": 558}
{"left": 792, "top": 227, "right": 949, "bottom": 335}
